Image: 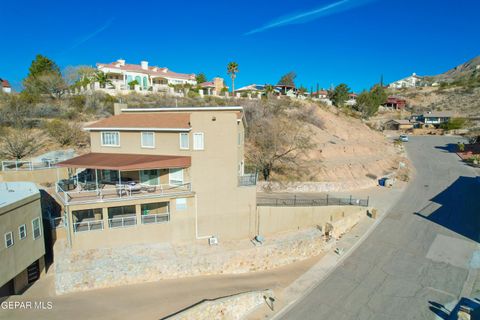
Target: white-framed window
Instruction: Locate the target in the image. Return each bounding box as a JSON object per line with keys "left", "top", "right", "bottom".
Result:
{"left": 169, "top": 168, "right": 184, "bottom": 185}
{"left": 19, "top": 224, "right": 27, "bottom": 240}
{"left": 101, "top": 131, "right": 120, "bottom": 147}
{"left": 32, "top": 217, "right": 41, "bottom": 240}
{"left": 141, "top": 132, "right": 155, "bottom": 148}
{"left": 193, "top": 132, "right": 204, "bottom": 150}
{"left": 179, "top": 133, "right": 189, "bottom": 150}
{"left": 4, "top": 232, "right": 13, "bottom": 248}
{"left": 176, "top": 198, "right": 187, "bottom": 211}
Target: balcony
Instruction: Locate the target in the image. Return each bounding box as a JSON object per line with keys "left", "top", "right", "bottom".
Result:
{"left": 56, "top": 181, "right": 192, "bottom": 205}
{"left": 238, "top": 173, "right": 257, "bottom": 187}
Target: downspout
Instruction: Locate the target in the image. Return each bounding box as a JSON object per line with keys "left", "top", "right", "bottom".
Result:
{"left": 195, "top": 194, "right": 212, "bottom": 240}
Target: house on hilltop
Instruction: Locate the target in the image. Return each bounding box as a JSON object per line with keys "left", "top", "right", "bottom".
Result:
{"left": 389, "top": 73, "right": 422, "bottom": 89}
{"left": 0, "top": 78, "right": 11, "bottom": 93}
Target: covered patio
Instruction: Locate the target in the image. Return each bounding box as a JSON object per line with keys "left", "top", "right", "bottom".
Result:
{"left": 55, "top": 153, "right": 192, "bottom": 205}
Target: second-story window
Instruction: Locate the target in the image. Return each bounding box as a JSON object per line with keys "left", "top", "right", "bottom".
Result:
{"left": 19, "top": 224, "right": 27, "bottom": 240}
{"left": 4, "top": 232, "right": 13, "bottom": 248}
{"left": 101, "top": 131, "right": 120, "bottom": 147}
{"left": 193, "top": 132, "right": 204, "bottom": 150}
{"left": 141, "top": 132, "right": 155, "bottom": 148}
{"left": 179, "top": 133, "right": 189, "bottom": 150}
{"left": 32, "top": 218, "right": 41, "bottom": 240}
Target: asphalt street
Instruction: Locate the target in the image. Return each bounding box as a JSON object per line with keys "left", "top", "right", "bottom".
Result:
{"left": 280, "top": 136, "right": 480, "bottom": 320}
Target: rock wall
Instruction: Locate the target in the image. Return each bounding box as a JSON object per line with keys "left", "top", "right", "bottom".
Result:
{"left": 55, "top": 208, "right": 366, "bottom": 295}
{"left": 164, "top": 289, "right": 273, "bottom": 320}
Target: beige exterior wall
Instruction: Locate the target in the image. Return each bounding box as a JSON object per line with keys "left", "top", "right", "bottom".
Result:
{"left": 0, "top": 194, "right": 45, "bottom": 289}
{"left": 256, "top": 205, "right": 368, "bottom": 236}
{"left": 0, "top": 168, "right": 69, "bottom": 184}
{"left": 65, "top": 109, "right": 256, "bottom": 249}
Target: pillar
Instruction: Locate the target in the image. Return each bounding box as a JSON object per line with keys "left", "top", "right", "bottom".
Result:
{"left": 102, "top": 207, "right": 109, "bottom": 230}
{"left": 135, "top": 204, "right": 142, "bottom": 225}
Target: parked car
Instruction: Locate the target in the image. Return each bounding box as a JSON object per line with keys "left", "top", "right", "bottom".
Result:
{"left": 399, "top": 134, "right": 409, "bottom": 142}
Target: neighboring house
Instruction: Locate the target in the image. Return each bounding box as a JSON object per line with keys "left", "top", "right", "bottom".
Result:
{"left": 346, "top": 93, "right": 358, "bottom": 106}
{"left": 311, "top": 90, "right": 328, "bottom": 98}
{"left": 389, "top": 73, "right": 422, "bottom": 89}
{"left": 199, "top": 77, "right": 228, "bottom": 96}
{"left": 275, "top": 84, "right": 297, "bottom": 96}
{"left": 0, "top": 182, "right": 45, "bottom": 297}
{"left": 383, "top": 119, "right": 415, "bottom": 130}
{"left": 95, "top": 59, "right": 196, "bottom": 93}
{"left": 55, "top": 105, "right": 256, "bottom": 250}
{"left": 420, "top": 111, "right": 454, "bottom": 127}
{"left": 383, "top": 97, "right": 407, "bottom": 110}
{"left": 0, "top": 78, "right": 11, "bottom": 93}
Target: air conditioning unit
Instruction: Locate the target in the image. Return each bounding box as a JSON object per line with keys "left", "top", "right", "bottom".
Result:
{"left": 208, "top": 236, "right": 218, "bottom": 246}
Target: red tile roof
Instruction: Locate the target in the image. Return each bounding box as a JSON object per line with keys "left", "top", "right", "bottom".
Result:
{"left": 84, "top": 113, "right": 191, "bottom": 130}
{"left": 97, "top": 62, "right": 195, "bottom": 80}
{"left": 57, "top": 153, "right": 191, "bottom": 170}
{"left": 199, "top": 81, "right": 215, "bottom": 87}
{"left": 0, "top": 79, "right": 11, "bottom": 88}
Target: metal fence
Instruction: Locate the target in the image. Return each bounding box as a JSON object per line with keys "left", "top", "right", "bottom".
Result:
{"left": 257, "top": 195, "right": 369, "bottom": 207}
{"left": 238, "top": 173, "right": 257, "bottom": 186}
{"left": 1, "top": 160, "right": 60, "bottom": 171}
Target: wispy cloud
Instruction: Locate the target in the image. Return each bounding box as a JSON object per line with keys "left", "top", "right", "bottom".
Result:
{"left": 62, "top": 17, "right": 115, "bottom": 53}
{"left": 245, "top": 0, "right": 375, "bottom": 35}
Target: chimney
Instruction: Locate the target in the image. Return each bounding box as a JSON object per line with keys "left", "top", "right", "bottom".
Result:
{"left": 117, "top": 59, "right": 125, "bottom": 66}
{"left": 113, "top": 103, "right": 127, "bottom": 115}
{"left": 141, "top": 61, "right": 149, "bottom": 70}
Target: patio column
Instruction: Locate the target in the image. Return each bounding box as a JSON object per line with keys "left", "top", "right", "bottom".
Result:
{"left": 95, "top": 169, "right": 99, "bottom": 191}
{"left": 118, "top": 170, "right": 122, "bottom": 198}
{"left": 135, "top": 204, "right": 142, "bottom": 225}
{"left": 102, "top": 207, "right": 109, "bottom": 230}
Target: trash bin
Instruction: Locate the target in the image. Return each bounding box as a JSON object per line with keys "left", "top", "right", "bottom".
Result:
{"left": 378, "top": 178, "right": 385, "bottom": 186}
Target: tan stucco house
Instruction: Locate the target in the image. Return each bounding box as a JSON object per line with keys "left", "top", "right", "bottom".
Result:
{"left": 0, "top": 182, "right": 45, "bottom": 298}
{"left": 55, "top": 105, "right": 257, "bottom": 250}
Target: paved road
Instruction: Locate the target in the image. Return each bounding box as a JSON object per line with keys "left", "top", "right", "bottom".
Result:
{"left": 280, "top": 136, "right": 480, "bottom": 320}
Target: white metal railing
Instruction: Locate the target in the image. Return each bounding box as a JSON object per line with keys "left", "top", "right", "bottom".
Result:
{"left": 50, "top": 216, "right": 65, "bottom": 229}
{"left": 141, "top": 213, "right": 170, "bottom": 224}
{"left": 238, "top": 173, "right": 257, "bottom": 186}
{"left": 1, "top": 160, "right": 59, "bottom": 171}
{"left": 108, "top": 216, "right": 137, "bottom": 228}
{"left": 55, "top": 182, "right": 192, "bottom": 205}
{"left": 73, "top": 220, "right": 104, "bottom": 233}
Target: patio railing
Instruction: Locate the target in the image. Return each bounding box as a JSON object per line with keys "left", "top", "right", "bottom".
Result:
{"left": 2, "top": 160, "right": 59, "bottom": 171}
{"left": 49, "top": 216, "right": 66, "bottom": 229}
{"left": 55, "top": 182, "right": 192, "bottom": 205}
{"left": 108, "top": 216, "right": 137, "bottom": 228}
{"left": 141, "top": 213, "right": 170, "bottom": 224}
{"left": 238, "top": 173, "right": 257, "bottom": 187}
{"left": 257, "top": 195, "right": 370, "bottom": 207}
{"left": 73, "top": 220, "right": 104, "bottom": 233}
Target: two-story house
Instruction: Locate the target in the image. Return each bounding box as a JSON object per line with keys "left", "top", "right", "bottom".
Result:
{"left": 420, "top": 111, "right": 454, "bottom": 127}
{"left": 96, "top": 59, "right": 196, "bottom": 92}
{"left": 55, "top": 105, "right": 257, "bottom": 250}
{"left": 0, "top": 182, "right": 45, "bottom": 297}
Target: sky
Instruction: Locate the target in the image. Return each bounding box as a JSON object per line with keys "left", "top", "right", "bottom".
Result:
{"left": 0, "top": 0, "right": 479, "bottom": 92}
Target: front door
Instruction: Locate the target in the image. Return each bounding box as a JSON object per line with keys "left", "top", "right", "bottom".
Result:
{"left": 140, "top": 170, "right": 159, "bottom": 186}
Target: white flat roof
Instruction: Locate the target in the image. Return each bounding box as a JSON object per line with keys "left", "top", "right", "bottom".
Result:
{"left": 0, "top": 182, "right": 39, "bottom": 209}
{"left": 122, "top": 106, "right": 243, "bottom": 112}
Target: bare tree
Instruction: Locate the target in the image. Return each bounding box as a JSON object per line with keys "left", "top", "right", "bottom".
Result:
{"left": 245, "top": 100, "right": 317, "bottom": 181}
{"left": 0, "top": 128, "right": 42, "bottom": 159}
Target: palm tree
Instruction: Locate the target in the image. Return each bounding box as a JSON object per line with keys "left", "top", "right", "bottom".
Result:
{"left": 94, "top": 71, "right": 112, "bottom": 88}
{"left": 227, "top": 62, "right": 239, "bottom": 96}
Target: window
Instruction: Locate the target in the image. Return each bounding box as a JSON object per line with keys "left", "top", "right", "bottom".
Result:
{"left": 193, "top": 132, "right": 204, "bottom": 150}
{"left": 176, "top": 198, "right": 187, "bottom": 210}
{"left": 32, "top": 217, "right": 41, "bottom": 240}
{"left": 141, "top": 132, "right": 155, "bottom": 148}
{"left": 19, "top": 224, "right": 26, "bottom": 240}
{"left": 101, "top": 132, "right": 120, "bottom": 146}
{"left": 4, "top": 232, "right": 13, "bottom": 248}
{"left": 169, "top": 168, "right": 184, "bottom": 185}
{"left": 179, "top": 133, "right": 189, "bottom": 150}
{"left": 237, "top": 131, "right": 244, "bottom": 146}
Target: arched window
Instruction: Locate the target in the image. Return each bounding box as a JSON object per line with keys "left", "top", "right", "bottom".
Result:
{"left": 126, "top": 75, "right": 132, "bottom": 84}
{"left": 143, "top": 76, "right": 148, "bottom": 88}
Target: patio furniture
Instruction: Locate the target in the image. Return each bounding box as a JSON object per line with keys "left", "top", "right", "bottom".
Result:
{"left": 140, "top": 184, "right": 157, "bottom": 193}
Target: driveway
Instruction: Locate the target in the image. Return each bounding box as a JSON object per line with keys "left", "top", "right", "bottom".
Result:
{"left": 279, "top": 136, "right": 480, "bottom": 319}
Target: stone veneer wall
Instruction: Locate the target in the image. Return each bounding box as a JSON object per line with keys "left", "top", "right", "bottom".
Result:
{"left": 55, "top": 209, "right": 366, "bottom": 294}
{"left": 165, "top": 289, "right": 273, "bottom": 320}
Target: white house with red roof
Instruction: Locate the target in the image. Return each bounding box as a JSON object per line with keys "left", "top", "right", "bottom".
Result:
{"left": 96, "top": 59, "right": 196, "bottom": 93}
{"left": 0, "top": 78, "right": 12, "bottom": 93}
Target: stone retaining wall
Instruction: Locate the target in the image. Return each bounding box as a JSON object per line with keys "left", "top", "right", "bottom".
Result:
{"left": 164, "top": 289, "right": 273, "bottom": 320}
{"left": 55, "top": 209, "right": 367, "bottom": 294}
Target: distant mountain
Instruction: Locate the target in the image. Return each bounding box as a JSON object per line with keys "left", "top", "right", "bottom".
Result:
{"left": 429, "top": 55, "right": 480, "bottom": 82}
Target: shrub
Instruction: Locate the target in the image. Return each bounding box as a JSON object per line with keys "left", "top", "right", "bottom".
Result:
{"left": 0, "top": 128, "right": 42, "bottom": 159}
{"left": 44, "top": 119, "right": 87, "bottom": 146}
{"left": 457, "top": 142, "right": 465, "bottom": 152}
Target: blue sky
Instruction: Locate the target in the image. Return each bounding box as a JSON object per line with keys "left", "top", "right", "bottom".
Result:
{"left": 0, "top": 0, "right": 479, "bottom": 92}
